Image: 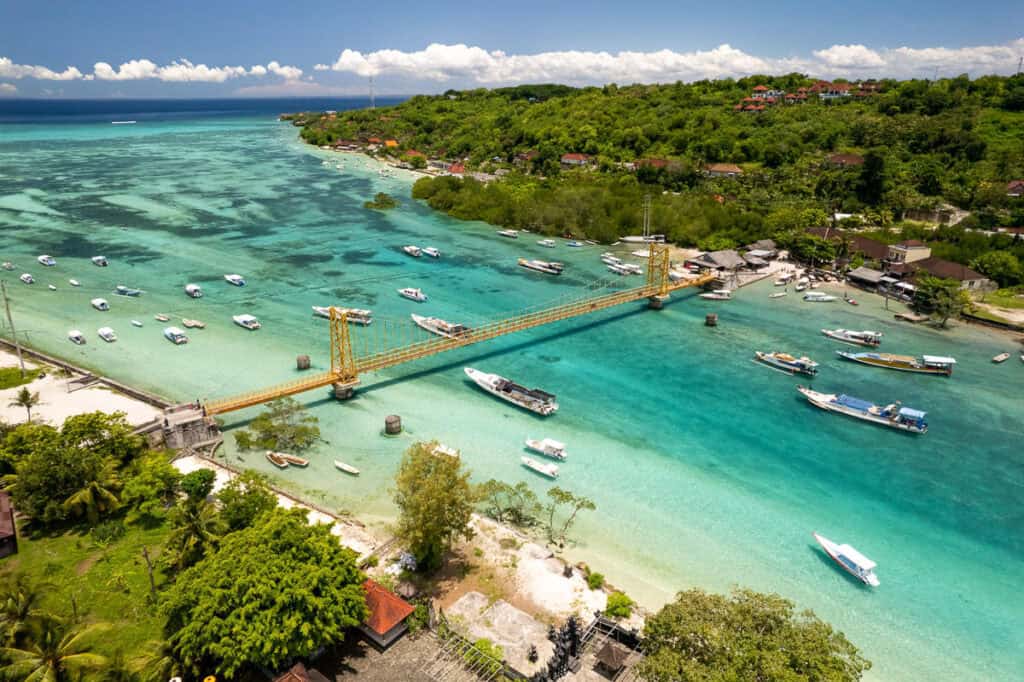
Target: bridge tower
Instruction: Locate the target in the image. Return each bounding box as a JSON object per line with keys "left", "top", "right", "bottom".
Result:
{"left": 328, "top": 307, "right": 359, "bottom": 399}
{"left": 646, "top": 242, "right": 672, "bottom": 308}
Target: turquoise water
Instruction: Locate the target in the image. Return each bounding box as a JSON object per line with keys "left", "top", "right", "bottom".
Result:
{"left": 2, "top": 113, "right": 1022, "bottom": 681}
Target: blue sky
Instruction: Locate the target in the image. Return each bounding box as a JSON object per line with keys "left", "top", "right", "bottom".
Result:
{"left": 1, "top": 0, "right": 1021, "bottom": 97}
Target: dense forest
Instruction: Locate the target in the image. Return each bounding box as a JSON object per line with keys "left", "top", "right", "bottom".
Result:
{"left": 296, "top": 75, "right": 1024, "bottom": 284}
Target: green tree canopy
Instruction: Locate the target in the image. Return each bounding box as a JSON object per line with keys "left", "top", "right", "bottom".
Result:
{"left": 0, "top": 617, "right": 109, "bottom": 682}
{"left": 162, "top": 508, "right": 367, "bottom": 679}
{"left": 393, "top": 441, "right": 476, "bottom": 571}
{"left": 178, "top": 469, "right": 216, "bottom": 504}
{"left": 913, "top": 275, "right": 972, "bottom": 326}
{"left": 232, "top": 397, "right": 320, "bottom": 452}
{"left": 970, "top": 250, "right": 1021, "bottom": 287}
{"left": 216, "top": 470, "right": 277, "bottom": 532}
{"left": 638, "top": 588, "right": 870, "bottom": 682}
{"left": 121, "top": 451, "right": 182, "bottom": 524}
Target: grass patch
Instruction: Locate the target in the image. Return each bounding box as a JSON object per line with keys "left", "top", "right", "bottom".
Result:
{"left": 1, "top": 520, "right": 172, "bottom": 659}
{"left": 0, "top": 366, "right": 42, "bottom": 390}
{"left": 981, "top": 288, "right": 1024, "bottom": 310}
{"left": 969, "top": 306, "right": 1013, "bottom": 325}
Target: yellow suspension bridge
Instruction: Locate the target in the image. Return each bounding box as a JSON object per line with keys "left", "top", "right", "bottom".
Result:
{"left": 204, "top": 244, "right": 715, "bottom": 415}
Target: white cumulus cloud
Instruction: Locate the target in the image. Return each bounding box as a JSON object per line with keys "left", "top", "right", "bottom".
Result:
{"left": 0, "top": 57, "right": 83, "bottom": 80}
{"left": 92, "top": 58, "right": 302, "bottom": 82}
{"left": 0, "top": 83, "right": 17, "bottom": 94}
{"left": 314, "top": 63, "right": 330, "bottom": 71}
{"left": 267, "top": 60, "right": 302, "bottom": 80}
{"left": 813, "top": 44, "right": 886, "bottom": 68}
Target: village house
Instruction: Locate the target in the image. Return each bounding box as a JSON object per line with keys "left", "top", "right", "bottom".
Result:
{"left": 332, "top": 139, "right": 360, "bottom": 151}
{"left": 818, "top": 83, "right": 852, "bottom": 101}
{"left": 384, "top": 139, "right": 399, "bottom": 149}
{"left": 885, "top": 239, "right": 931, "bottom": 267}
{"left": 1007, "top": 180, "right": 1024, "bottom": 197}
{"left": 272, "top": 662, "right": 331, "bottom": 682}
{"left": 446, "top": 162, "right": 466, "bottom": 175}
{"left": 514, "top": 150, "right": 539, "bottom": 166}
{"left": 560, "top": 152, "right": 593, "bottom": 167}
{"left": 360, "top": 579, "right": 415, "bottom": 650}
{"left": 704, "top": 162, "right": 744, "bottom": 178}
{"left": 688, "top": 249, "right": 747, "bottom": 271}
{"left": 751, "top": 85, "right": 786, "bottom": 100}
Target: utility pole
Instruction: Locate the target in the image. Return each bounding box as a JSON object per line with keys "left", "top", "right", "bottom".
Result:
{"left": 1, "top": 280, "right": 26, "bottom": 378}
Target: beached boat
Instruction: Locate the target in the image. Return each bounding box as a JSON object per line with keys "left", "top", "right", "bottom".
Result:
{"left": 813, "top": 532, "right": 880, "bottom": 587}
{"left": 464, "top": 367, "right": 558, "bottom": 416}
{"left": 334, "top": 460, "right": 360, "bottom": 475}
{"left": 181, "top": 319, "right": 205, "bottom": 329}
{"left": 537, "top": 239, "right": 557, "bottom": 248}
{"left": 797, "top": 386, "right": 927, "bottom": 434}
{"left": 185, "top": 283, "right": 203, "bottom": 298}
{"left": 411, "top": 313, "right": 470, "bottom": 339}
{"left": 48, "top": 284, "right": 57, "bottom": 291}
{"left": 312, "top": 306, "right": 373, "bottom": 325}
{"left": 769, "top": 291, "right": 787, "bottom": 298}
{"left": 163, "top": 327, "right": 189, "bottom": 345}
{"left": 822, "top": 329, "right": 882, "bottom": 347}
{"left": 630, "top": 249, "right": 651, "bottom": 258}
{"left": 519, "top": 258, "right": 564, "bottom": 275}
{"left": 223, "top": 273, "right": 246, "bottom": 286}
{"left": 19, "top": 273, "right": 34, "bottom": 285}
{"left": 837, "top": 351, "right": 956, "bottom": 376}
{"left": 91, "top": 255, "right": 108, "bottom": 267}
{"left": 565, "top": 240, "right": 584, "bottom": 248}
{"left": 521, "top": 456, "right": 559, "bottom": 478}
{"left": 803, "top": 291, "right": 837, "bottom": 302}
{"left": 37, "top": 255, "right": 56, "bottom": 267}
{"left": 754, "top": 351, "right": 818, "bottom": 376}
{"left": 97, "top": 326, "right": 117, "bottom": 343}
{"left": 398, "top": 287, "right": 427, "bottom": 302}
{"left": 795, "top": 283, "right": 808, "bottom": 292}
{"left": 68, "top": 279, "right": 80, "bottom": 287}
{"left": 403, "top": 245, "right": 422, "bottom": 257}
{"left": 154, "top": 313, "right": 170, "bottom": 322}
{"left": 91, "top": 298, "right": 109, "bottom": 311}
{"left": 774, "top": 273, "right": 794, "bottom": 286}
{"left": 266, "top": 451, "right": 288, "bottom": 469}
{"left": 423, "top": 247, "right": 441, "bottom": 258}
{"left": 68, "top": 330, "right": 85, "bottom": 345}
{"left": 273, "top": 452, "right": 309, "bottom": 467}
{"left": 699, "top": 289, "right": 732, "bottom": 301}
{"left": 992, "top": 352, "right": 1010, "bottom": 363}
{"left": 115, "top": 285, "right": 143, "bottom": 297}
{"left": 497, "top": 229, "right": 519, "bottom": 239}
{"left": 131, "top": 320, "right": 143, "bottom": 327}
{"left": 232, "top": 314, "right": 261, "bottom": 330}
{"left": 525, "top": 438, "right": 567, "bottom": 460}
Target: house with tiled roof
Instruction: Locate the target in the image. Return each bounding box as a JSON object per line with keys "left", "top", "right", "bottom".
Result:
{"left": 273, "top": 663, "right": 330, "bottom": 682}
{"left": 560, "top": 152, "right": 593, "bottom": 167}
{"left": 1007, "top": 180, "right": 1024, "bottom": 197}
{"left": 819, "top": 83, "right": 852, "bottom": 101}
{"left": 384, "top": 139, "right": 399, "bottom": 148}
{"left": 704, "top": 163, "right": 744, "bottom": 177}
{"left": 447, "top": 162, "right": 465, "bottom": 175}
{"left": 360, "top": 579, "right": 415, "bottom": 649}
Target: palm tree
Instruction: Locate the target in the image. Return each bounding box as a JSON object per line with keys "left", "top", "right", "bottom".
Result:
{"left": 164, "top": 500, "right": 224, "bottom": 571}
{"left": 0, "top": 617, "right": 108, "bottom": 682}
{"left": 7, "top": 387, "right": 41, "bottom": 424}
{"left": 132, "top": 640, "right": 182, "bottom": 682}
{"left": 0, "top": 575, "right": 53, "bottom": 646}
{"left": 63, "top": 463, "right": 121, "bottom": 525}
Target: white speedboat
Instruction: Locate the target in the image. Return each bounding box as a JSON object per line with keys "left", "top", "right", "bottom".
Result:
{"left": 232, "top": 314, "right": 261, "bottom": 330}
{"left": 185, "top": 283, "right": 203, "bottom": 298}
{"left": 992, "top": 352, "right": 1010, "bottom": 363}
{"left": 537, "top": 239, "right": 557, "bottom": 248}
{"left": 90, "top": 298, "right": 109, "bottom": 311}
{"left": 497, "top": 229, "right": 519, "bottom": 239}
{"left": 411, "top": 313, "right": 470, "bottom": 338}
{"left": 600, "top": 254, "right": 623, "bottom": 266}
{"left": 769, "top": 291, "right": 787, "bottom": 298}
{"left": 163, "top": 326, "right": 189, "bottom": 345}
{"left": 223, "top": 273, "right": 246, "bottom": 286}
{"left": 37, "top": 255, "right": 56, "bottom": 267}
{"left": 403, "top": 245, "right": 422, "bottom": 257}
{"left": 68, "top": 330, "right": 86, "bottom": 345}
{"left": 334, "top": 460, "right": 360, "bottom": 476}
{"left": 608, "top": 263, "right": 632, "bottom": 275}
{"left": 97, "top": 326, "right": 117, "bottom": 343}
{"left": 114, "top": 285, "right": 143, "bottom": 297}
{"left": 519, "top": 258, "right": 564, "bottom": 275}
{"left": 813, "top": 532, "right": 880, "bottom": 586}
{"left": 754, "top": 351, "right": 818, "bottom": 376}
{"left": 525, "top": 438, "right": 567, "bottom": 460}
{"left": 91, "top": 255, "right": 108, "bottom": 267}
{"left": 68, "top": 279, "right": 80, "bottom": 287}
{"left": 566, "top": 240, "right": 584, "bottom": 248}
{"left": 619, "top": 263, "right": 643, "bottom": 275}
{"left": 699, "top": 289, "right": 732, "bottom": 301}
{"left": 464, "top": 367, "right": 558, "bottom": 416}
{"left": 797, "top": 386, "right": 927, "bottom": 434}
{"left": 312, "top": 306, "right": 373, "bottom": 325}
{"left": 822, "top": 329, "right": 882, "bottom": 347}
{"left": 131, "top": 320, "right": 143, "bottom": 327}
{"left": 774, "top": 273, "right": 794, "bottom": 286}
{"left": 398, "top": 287, "right": 427, "bottom": 302}
{"left": 804, "top": 291, "right": 837, "bottom": 302}
{"left": 521, "top": 456, "right": 559, "bottom": 478}
{"left": 48, "top": 284, "right": 57, "bottom": 291}
{"left": 19, "top": 273, "right": 34, "bottom": 284}
{"left": 630, "top": 249, "right": 651, "bottom": 258}
{"left": 423, "top": 247, "right": 441, "bottom": 258}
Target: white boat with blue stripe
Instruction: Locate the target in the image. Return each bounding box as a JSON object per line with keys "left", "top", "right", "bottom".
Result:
{"left": 797, "top": 386, "right": 927, "bottom": 434}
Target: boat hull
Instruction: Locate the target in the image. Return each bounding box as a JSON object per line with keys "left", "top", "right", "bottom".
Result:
{"left": 754, "top": 352, "right": 817, "bottom": 376}
{"left": 798, "top": 387, "right": 926, "bottom": 434}
{"left": 465, "top": 367, "right": 558, "bottom": 416}
{"left": 836, "top": 352, "right": 952, "bottom": 376}
{"left": 813, "top": 533, "right": 880, "bottom": 587}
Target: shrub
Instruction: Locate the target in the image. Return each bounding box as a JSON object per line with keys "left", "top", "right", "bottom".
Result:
{"left": 407, "top": 601, "right": 430, "bottom": 635}
{"left": 605, "top": 591, "right": 634, "bottom": 619}
{"left": 587, "top": 572, "right": 605, "bottom": 590}
{"left": 91, "top": 519, "right": 126, "bottom": 545}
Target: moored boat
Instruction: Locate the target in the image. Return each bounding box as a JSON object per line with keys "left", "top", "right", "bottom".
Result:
{"left": 992, "top": 352, "right": 1010, "bottom": 363}
{"left": 525, "top": 438, "right": 567, "bottom": 460}
{"left": 797, "top": 386, "right": 927, "bottom": 434}
{"left": 600, "top": 254, "right": 622, "bottom": 266}
{"left": 565, "top": 240, "right": 583, "bottom": 248}
{"left": 398, "top": 287, "right": 427, "bottom": 302}
{"left": 822, "top": 329, "right": 882, "bottom": 347}
{"left": 68, "top": 330, "right": 85, "bottom": 345}
{"left": 223, "top": 273, "right": 246, "bottom": 286}
{"left": 91, "top": 255, "right": 108, "bottom": 267}
{"left": 312, "top": 306, "right": 373, "bottom": 325}
{"left": 608, "top": 263, "right": 632, "bottom": 275}
{"left": 836, "top": 351, "right": 955, "bottom": 376}
{"left": 131, "top": 320, "right": 143, "bottom": 327}
{"left": 497, "top": 229, "right": 519, "bottom": 239}
{"left": 423, "top": 246, "right": 441, "bottom": 258}
{"left": 803, "top": 291, "right": 837, "bottom": 302}
{"left": 537, "top": 239, "right": 556, "bottom": 248}
{"left": 521, "top": 456, "right": 559, "bottom": 478}
{"left": 154, "top": 313, "right": 170, "bottom": 322}
{"left": 619, "top": 263, "right": 643, "bottom": 275}
{"left": 754, "top": 351, "right": 818, "bottom": 376}
{"left": 37, "top": 255, "right": 56, "bottom": 267}
{"left": 334, "top": 460, "right": 360, "bottom": 475}
{"left": 114, "top": 285, "right": 142, "bottom": 297}
{"left": 97, "top": 326, "right": 117, "bottom": 343}
{"left": 69, "top": 279, "right": 80, "bottom": 287}
{"left": 48, "top": 284, "right": 57, "bottom": 291}
{"left": 266, "top": 451, "right": 288, "bottom": 468}
{"left": 411, "top": 313, "right": 470, "bottom": 338}
{"left": 699, "top": 289, "right": 732, "bottom": 301}
{"left": 774, "top": 273, "right": 794, "bottom": 286}
{"left": 163, "top": 326, "right": 189, "bottom": 345}
{"left": 90, "top": 298, "right": 109, "bottom": 311}
{"left": 182, "top": 318, "right": 206, "bottom": 329}
{"left": 232, "top": 314, "right": 261, "bottom": 330}
{"left": 275, "top": 452, "right": 309, "bottom": 467}
{"left": 19, "top": 273, "right": 34, "bottom": 284}
{"left": 844, "top": 293, "right": 859, "bottom": 306}
{"left": 518, "top": 258, "right": 564, "bottom": 275}
{"left": 1, "top": 262, "right": 14, "bottom": 270}
{"left": 464, "top": 367, "right": 558, "bottom": 416}
{"left": 403, "top": 245, "right": 422, "bottom": 257}
{"left": 812, "top": 532, "right": 880, "bottom": 586}
{"left": 185, "top": 283, "right": 203, "bottom": 298}
{"left": 769, "top": 291, "right": 787, "bottom": 298}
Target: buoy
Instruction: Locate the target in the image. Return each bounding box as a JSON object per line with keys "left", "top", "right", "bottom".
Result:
{"left": 296, "top": 354, "right": 311, "bottom": 370}
{"left": 384, "top": 415, "right": 402, "bottom": 435}
{"left": 705, "top": 313, "right": 718, "bottom": 327}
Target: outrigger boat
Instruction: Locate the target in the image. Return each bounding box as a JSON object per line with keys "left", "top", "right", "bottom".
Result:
{"left": 91, "top": 255, "right": 108, "bottom": 267}
{"left": 223, "top": 273, "right": 246, "bottom": 286}
{"left": 312, "top": 306, "right": 373, "bottom": 325}
{"left": 411, "top": 313, "right": 470, "bottom": 339}
{"left": 422, "top": 247, "right": 441, "bottom": 258}
{"left": 232, "top": 314, "right": 261, "bottom": 330}
{"left": 266, "top": 451, "right": 289, "bottom": 469}
{"left": 521, "top": 456, "right": 559, "bottom": 478}
{"left": 403, "top": 245, "right": 422, "bottom": 257}
{"left": 754, "top": 351, "right": 818, "bottom": 376}
{"left": 797, "top": 386, "right": 927, "bottom": 434}
{"left": 525, "top": 438, "right": 567, "bottom": 460}
{"left": 185, "top": 283, "right": 203, "bottom": 298}
{"left": 114, "top": 285, "right": 143, "bottom": 297}
{"left": 822, "top": 329, "right": 882, "bottom": 347}
{"left": 836, "top": 351, "right": 956, "bottom": 376}
{"left": 519, "top": 258, "right": 564, "bottom": 275}
{"left": 803, "top": 291, "right": 836, "bottom": 302}
{"left": 275, "top": 452, "right": 309, "bottom": 467}
{"left": 812, "top": 532, "right": 880, "bottom": 587}
{"left": 464, "top": 367, "right": 558, "bottom": 416}
{"left": 398, "top": 287, "right": 427, "bottom": 302}
{"left": 334, "top": 460, "right": 360, "bottom": 475}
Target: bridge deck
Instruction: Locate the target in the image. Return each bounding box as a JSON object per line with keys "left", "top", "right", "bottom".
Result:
{"left": 205, "top": 273, "right": 714, "bottom": 414}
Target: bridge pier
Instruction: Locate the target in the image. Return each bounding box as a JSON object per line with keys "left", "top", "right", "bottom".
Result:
{"left": 647, "top": 295, "right": 668, "bottom": 310}
{"left": 333, "top": 383, "right": 356, "bottom": 400}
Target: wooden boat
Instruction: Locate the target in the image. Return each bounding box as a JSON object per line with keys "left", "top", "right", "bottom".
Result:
{"left": 754, "top": 351, "right": 818, "bottom": 376}
{"left": 837, "top": 351, "right": 955, "bottom": 376}
{"left": 182, "top": 318, "right": 206, "bottom": 329}
{"left": 822, "top": 329, "right": 882, "bottom": 347}
{"left": 525, "top": 438, "right": 567, "bottom": 460}
{"left": 334, "top": 460, "right": 360, "bottom": 475}
{"left": 266, "top": 451, "right": 289, "bottom": 468}
{"left": 797, "top": 386, "right": 927, "bottom": 434}
{"left": 277, "top": 453, "right": 309, "bottom": 467}
{"left": 769, "top": 292, "right": 787, "bottom": 298}
{"left": 521, "top": 456, "right": 559, "bottom": 478}
{"left": 465, "top": 367, "right": 558, "bottom": 416}
{"left": 993, "top": 352, "right": 1010, "bottom": 363}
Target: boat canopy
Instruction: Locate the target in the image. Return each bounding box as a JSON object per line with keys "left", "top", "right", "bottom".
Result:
{"left": 539, "top": 438, "right": 565, "bottom": 450}
{"left": 836, "top": 394, "right": 873, "bottom": 412}
{"left": 922, "top": 355, "right": 956, "bottom": 365}
{"left": 837, "top": 544, "right": 877, "bottom": 570}
{"left": 898, "top": 407, "right": 927, "bottom": 420}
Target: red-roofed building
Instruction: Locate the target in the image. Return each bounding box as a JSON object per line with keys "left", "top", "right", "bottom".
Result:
{"left": 561, "top": 152, "right": 593, "bottom": 167}
{"left": 752, "top": 85, "right": 769, "bottom": 92}
{"left": 404, "top": 150, "right": 425, "bottom": 158}
{"left": 820, "top": 83, "right": 852, "bottom": 102}
{"left": 367, "top": 137, "right": 382, "bottom": 144}
{"left": 360, "top": 579, "right": 415, "bottom": 649}
{"left": 1007, "top": 180, "right": 1024, "bottom": 197}
{"left": 448, "top": 162, "right": 466, "bottom": 175}
{"left": 704, "top": 162, "right": 744, "bottom": 177}
{"left": 637, "top": 158, "right": 669, "bottom": 169}
{"left": 273, "top": 663, "right": 331, "bottom": 682}
{"left": 733, "top": 103, "right": 744, "bottom": 111}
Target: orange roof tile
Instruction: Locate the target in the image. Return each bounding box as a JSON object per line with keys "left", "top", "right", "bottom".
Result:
{"left": 363, "top": 579, "right": 414, "bottom": 636}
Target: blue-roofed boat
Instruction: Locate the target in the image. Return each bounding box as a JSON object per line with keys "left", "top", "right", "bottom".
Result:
{"left": 754, "top": 351, "right": 818, "bottom": 376}
{"left": 836, "top": 351, "right": 955, "bottom": 376}
{"left": 797, "top": 386, "right": 927, "bottom": 434}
